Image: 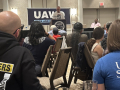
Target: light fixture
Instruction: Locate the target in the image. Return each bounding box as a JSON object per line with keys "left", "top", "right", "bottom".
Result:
{"left": 11, "top": 8, "right": 18, "bottom": 15}
{"left": 71, "top": 8, "right": 77, "bottom": 15}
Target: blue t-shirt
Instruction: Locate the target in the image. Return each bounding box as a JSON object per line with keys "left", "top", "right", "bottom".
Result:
{"left": 93, "top": 51, "right": 120, "bottom": 90}
{"left": 23, "top": 37, "right": 55, "bottom": 65}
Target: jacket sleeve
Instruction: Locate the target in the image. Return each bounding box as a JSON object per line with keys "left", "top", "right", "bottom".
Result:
{"left": 22, "top": 49, "right": 44, "bottom": 90}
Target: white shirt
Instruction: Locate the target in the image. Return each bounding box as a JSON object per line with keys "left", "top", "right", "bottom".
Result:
{"left": 90, "top": 22, "right": 101, "bottom": 28}
{"left": 52, "top": 11, "right": 65, "bottom": 19}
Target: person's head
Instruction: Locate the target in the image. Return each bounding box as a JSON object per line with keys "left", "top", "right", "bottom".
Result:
{"left": 70, "top": 22, "right": 83, "bottom": 56}
{"left": 106, "top": 22, "right": 112, "bottom": 32}
{"left": 53, "top": 28, "right": 58, "bottom": 35}
{"left": 94, "top": 18, "right": 98, "bottom": 23}
{"left": 28, "top": 21, "right": 45, "bottom": 45}
{"left": 93, "top": 27, "right": 104, "bottom": 41}
{"left": 50, "top": 25, "right": 56, "bottom": 30}
{"left": 0, "top": 11, "right": 21, "bottom": 40}
{"left": 73, "top": 22, "right": 83, "bottom": 33}
{"left": 107, "top": 19, "right": 120, "bottom": 52}
{"left": 87, "top": 27, "right": 104, "bottom": 50}
{"left": 57, "top": 6, "right": 60, "bottom": 13}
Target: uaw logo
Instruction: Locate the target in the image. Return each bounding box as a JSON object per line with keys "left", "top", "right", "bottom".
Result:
{"left": 55, "top": 21, "right": 65, "bottom": 30}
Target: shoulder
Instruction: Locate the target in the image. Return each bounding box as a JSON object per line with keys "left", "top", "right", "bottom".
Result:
{"left": 95, "top": 44, "right": 103, "bottom": 49}
{"left": 48, "top": 30, "right": 53, "bottom": 33}
{"left": 23, "top": 37, "right": 31, "bottom": 45}
{"left": 15, "top": 46, "right": 32, "bottom": 54}
{"left": 13, "top": 46, "right": 34, "bottom": 60}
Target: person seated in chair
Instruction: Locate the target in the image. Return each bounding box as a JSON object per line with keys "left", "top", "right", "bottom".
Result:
{"left": 23, "top": 21, "right": 55, "bottom": 77}
{"left": 87, "top": 27, "right": 104, "bottom": 63}
{"left": 93, "top": 19, "right": 120, "bottom": 90}
{"left": 66, "top": 22, "right": 88, "bottom": 62}
{"left": 48, "top": 25, "right": 56, "bottom": 36}
{"left": 53, "top": 27, "right": 61, "bottom": 40}
{"left": 48, "top": 25, "right": 67, "bottom": 36}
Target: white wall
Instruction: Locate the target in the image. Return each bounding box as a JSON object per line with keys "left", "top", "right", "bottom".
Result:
{"left": 83, "top": 0, "right": 119, "bottom": 8}
{"left": 8, "top": 0, "right": 28, "bottom": 30}
{"left": 83, "top": 8, "right": 118, "bottom": 28}
{"left": 0, "top": 0, "right": 3, "bottom": 9}
{"left": 1, "top": 0, "right": 119, "bottom": 30}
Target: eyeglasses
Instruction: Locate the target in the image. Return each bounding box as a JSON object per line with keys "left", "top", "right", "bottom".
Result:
{"left": 13, "top": 27, "right": 21, "bottom": 34}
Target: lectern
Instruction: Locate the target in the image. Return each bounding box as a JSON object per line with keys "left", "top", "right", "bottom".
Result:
{"left": 50, "top": 19, "right": 66, "bottom": 31}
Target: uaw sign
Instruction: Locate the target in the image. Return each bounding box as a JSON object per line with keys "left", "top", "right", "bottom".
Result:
{"left": 27, "top": 8, "right": 70, "bottom": 25}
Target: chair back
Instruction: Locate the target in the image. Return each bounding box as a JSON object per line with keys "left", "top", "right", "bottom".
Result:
{"left": 41, "top": 45, "right": 53, "bottom": 76}
{"left": 53, "top": 37, "right": 63, "bottom": 53}
{"left": 50, "top": 47, "right": 72, "bottom": 80}
{"left": 84, "top": 44, "right": 95, "bottom": 69}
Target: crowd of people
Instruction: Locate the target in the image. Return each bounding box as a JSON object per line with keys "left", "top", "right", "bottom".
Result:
{"left": 0, "top": 6, "right": 120, "bottom": 90}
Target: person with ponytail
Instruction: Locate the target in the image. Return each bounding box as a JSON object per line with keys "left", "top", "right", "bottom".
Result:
{"left": 66, "top": 22, "right": 88, "bottom": 62}
{"left": 23, "top": 21, "right": 55, "bottom": 76}
{"left": 87, "top": 27, "right": 104, "bottom": 63}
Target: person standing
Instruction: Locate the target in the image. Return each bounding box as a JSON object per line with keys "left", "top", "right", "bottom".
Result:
{"left": 52, "top": 6, "right": 65, "bottom": 19}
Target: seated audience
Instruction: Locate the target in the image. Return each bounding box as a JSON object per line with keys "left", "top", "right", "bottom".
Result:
{"left": 23, "top": 21, "right": 55, "bottom": 76}
{"left": 66, "top": 22, "right": 88, "bottom": 62}
{"left": 53, "top": 27, "right": 61, "bottom": 40}
{"left": 93, "top": 19, "right": 120, "bottom": 90}
{"left": 0, "top": 11, "right": 43, "bottom": 90}
{"left": 48, "top": 25, "right": 56, "bottom": 36}
{"left": 48, "top": 25, "right": 67, "bottom": 36}
{"left": 58, "top": 29, "right": 67, "bottom": 37}
{"left": 101, "top": 22, "right": 112, "bottom": 50}
{"left": 87, "top": 27, "right": 104, "bottom": 63}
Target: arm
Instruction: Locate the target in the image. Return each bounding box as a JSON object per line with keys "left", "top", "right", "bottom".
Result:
{"left": 97, "top": 84, "right": 105, "bottom": 90}
{"left": 45, "top": 31, "right": 56, "bottom": 41}
{"left": 93, "top": 60, "right": 105, "bottom": 90}
{"left": 94, "top": 45, "right": 103, "bottom": 58}
{"left": 22, "top": 50, "right": 44, "bottom": 90}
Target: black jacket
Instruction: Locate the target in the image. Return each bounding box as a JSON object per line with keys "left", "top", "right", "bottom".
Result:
{"left": 76, "top": 42, "right": 89, "bottom": 70}
{"left": 0, "top": 31, "right": 43, "bottom": 90}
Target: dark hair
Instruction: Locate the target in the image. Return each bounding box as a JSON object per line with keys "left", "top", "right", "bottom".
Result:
{"left": 107, "top": 19, "right": 120, "bottom": 52}
{"left": 73, "top": 22, "right": 83, "bottom": 31}
{"left": 53, "top": 28, "right": 58, "bottom": 35}
{"left": 70, "top": 22, "right": 83, "bottom": 61}
{"left": 28, "top": 21, "right": 45, "bottom": 45}
{"left": 70, "top": 31, "right": 81, "bottom": 61}
{"left": 106, "top": 22, "right": 112, "bottom": 31}
{"left": 87, "top": 27, "right": 104, "bottom": 51}
{"left": 70, "top": 22, "right": 83, "bottom": 58}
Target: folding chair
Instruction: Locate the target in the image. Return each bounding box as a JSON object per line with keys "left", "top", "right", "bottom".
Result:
{"left": 37, "top": 47, "right": 72, "bottom": 90}
{"left": 68, "top": 43, "right": 95, "bottom": 87}
{"left": 73, "top": 44, "right": 95, "bottom": 83}
{"left": 84, "top": 44, "right": 95, "bottom": 69}
{"left": 41, "top": 45, "right": 53, "bottom": 77}
{"left": 49, "top": 37, "right": 63, "bottom": 70}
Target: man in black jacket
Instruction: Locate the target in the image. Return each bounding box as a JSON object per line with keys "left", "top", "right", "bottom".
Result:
{"left": 0, "top": 11, "right": 44, "bottom": 90}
